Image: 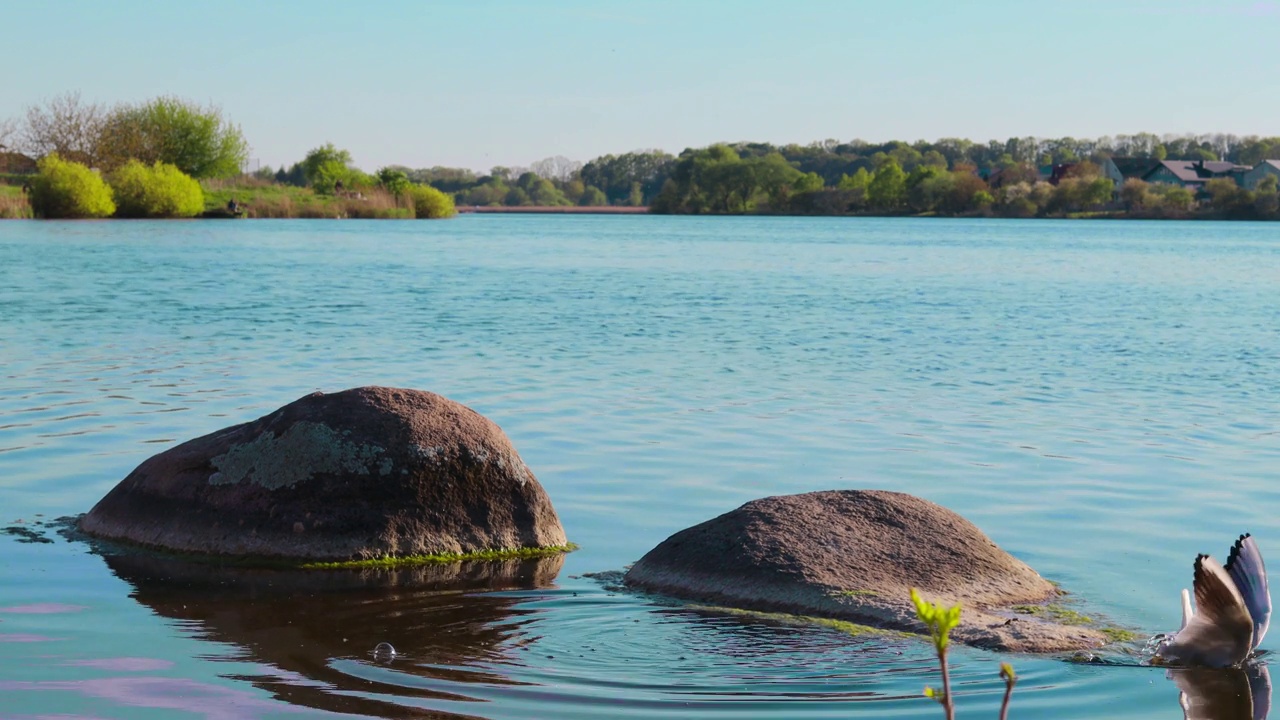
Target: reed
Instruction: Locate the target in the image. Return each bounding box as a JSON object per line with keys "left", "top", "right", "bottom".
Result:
{"left": 340, "top": 188, "right": 414, "bottom": 219}
{"left": 0, "top": 186, "right": 32, "bottom": 219}
{"left": 200, "top": 178, "right": 420, "bottom": 219}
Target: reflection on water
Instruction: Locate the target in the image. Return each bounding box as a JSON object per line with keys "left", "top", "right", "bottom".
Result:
{"left": 1171, "top": 664, "right": 1271, "bottom": 720}
{"left": 100, "top": 550, "right": 565, "bottom": 719}
{"left": 7, "top": 217, "right": 1280, "bottom": 718}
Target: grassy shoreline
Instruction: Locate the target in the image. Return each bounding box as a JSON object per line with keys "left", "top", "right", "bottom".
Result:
{"left": 2, "top": 175, "right": 1275, "bottom": 221}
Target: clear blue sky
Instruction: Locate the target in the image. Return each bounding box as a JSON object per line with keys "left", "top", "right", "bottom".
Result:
{"left": 4, "top": 0, "right": 1277, "bottom": 172}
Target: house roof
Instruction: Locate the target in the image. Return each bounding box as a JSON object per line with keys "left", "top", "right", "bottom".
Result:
{"left": 1145, "top": 160, "right": 1247, "bottom": 183}
{"left": 1108, "top": 157, "right": 1161, "bottom": 178}
{"left": 0, "top": 151, "right": 36, "bottom": 174}
{"left": 1250, "top": 159, "right": 1280, "bottom": 172}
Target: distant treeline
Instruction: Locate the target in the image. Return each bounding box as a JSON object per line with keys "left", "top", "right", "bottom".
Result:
{"left": 7, "top": 92, "right": 1280, "bottom": 220}
{"left": 260, "top": 133, "right": 1280, "bottom": 219}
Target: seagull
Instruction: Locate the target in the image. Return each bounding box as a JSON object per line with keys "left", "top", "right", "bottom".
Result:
{"left": 1156, "top": 534, "right": 1271, "bottom": 668}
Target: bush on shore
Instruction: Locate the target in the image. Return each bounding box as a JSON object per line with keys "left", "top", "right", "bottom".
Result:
{"left": 408, "top": 183, "right": 456, "bottom": 218}
{"left": 110, "top": 160, "right": 204, "bottom": 218}
{"left": 29, "top": 153, "right": 115, "bottom": 219}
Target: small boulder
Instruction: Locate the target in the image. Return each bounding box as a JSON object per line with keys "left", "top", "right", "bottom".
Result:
{"left": 79, "top": 386, "right": 567, "bottom": 561}
{"left": 624, "top": 490, "right": 1107, "bottom": 652}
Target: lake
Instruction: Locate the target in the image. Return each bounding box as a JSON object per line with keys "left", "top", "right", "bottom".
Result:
{"left": 2, "top": 215, "right": 1278, "bottom": 719}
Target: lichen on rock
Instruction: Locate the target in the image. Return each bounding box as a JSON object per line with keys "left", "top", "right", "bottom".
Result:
{"left": 209, "top": 421, "right": 389, "bottom": 490}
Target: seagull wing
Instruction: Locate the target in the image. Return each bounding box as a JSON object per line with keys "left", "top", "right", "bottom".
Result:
{"left": 1159, "top": 554, "right": 1255, "bottom": 668}
{"left": 1225, "top": 534, "right": 1271, "bottom": 650}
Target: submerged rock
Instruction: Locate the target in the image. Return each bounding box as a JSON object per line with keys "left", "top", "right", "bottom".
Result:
{"left": 624, "top": 489, "right": 1107, "bottom": 652}
{"left": 79, "top": 386, "right": 568, "bottom": 562}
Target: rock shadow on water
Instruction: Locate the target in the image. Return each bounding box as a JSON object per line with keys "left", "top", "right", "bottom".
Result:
{"left": 97, "top": 546, "right": 565, "bottom": 719}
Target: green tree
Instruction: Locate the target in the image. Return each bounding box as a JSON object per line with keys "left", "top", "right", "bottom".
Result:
{"left": 837, "top": 168, "right": 871, "bottom": 191}
{"left": 579, "top": 185, "right": 607, "bottom": 206}
{"left": 1254, "top": 175, "right": 1279, "bottom": 217}
{"left": 98, "top": 96, "right": 248, "bottom": 178}
{"left": 836, "top": 167, "right": 872, "bottom": 210}
{"left": 300, "top": 144, "right": 354, "bottom": 188}
{"left": 29, "top": 153, "right": 115, "bottom": 218}
{"left": 376, "top": 167, "right": 411, "bottom": 196}
{"left": 563, "top": 179, "right": 586, "bottom": 204}
{"left": 504, "top": 186, "right": 531, "bottom": 206}
{"left": 867, "top": 161, "right": 907, "bottom": 211}
{"left": 1205, "top": 178, "right": 1253, "bottom": 217}
{"left": 939, "top": 171, "right": 989, "bottom": 215}
{"left": 580, "top": 150, "right": 674, "bottom": 205}
{"left": 653, "top": 144, "right": 742, "bottom": 213}
{"left": 794, "top": 172, "right": 824, "bottom": 193}
{"left": 312, "top": 159, "right": 352, "bottom": 195}
{"left": 906, "top": 165, "right": 946, "bottom": 212}
{"left": 407, "top": 184, "right": 456, "bottom": 218}
{"left": 1157, "top": 185, "right": 1194, "bottom": 216}
{"left": 1119, "top": 178, "right": 1151, "bottom": 213}
{"left": 516, "top": 171, "right": 570, "bottom": 205}
{"left": 109, "top": 160, "right": 203, "bottom": 218}
{"left": 921, "top": 150, "right": 948, "bottom": 170}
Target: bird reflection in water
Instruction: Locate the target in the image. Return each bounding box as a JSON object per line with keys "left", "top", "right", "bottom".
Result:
{"left": 1171, "top": 663, "right": 1271, "bottom": 720}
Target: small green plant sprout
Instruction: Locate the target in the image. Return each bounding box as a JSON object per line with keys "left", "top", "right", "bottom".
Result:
{"left": 998, "top": 662, "right": 1017, "bottom": 720}
{"left": 911, "top": 588, "right": 1018, "bottom": 719}
{"left": 912, "top": 587, "right": 961, "bottom": 720}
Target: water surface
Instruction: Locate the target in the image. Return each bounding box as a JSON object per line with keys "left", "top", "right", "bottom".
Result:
{"left": 3, "top": 216, "right": 1280, "bottom": 718}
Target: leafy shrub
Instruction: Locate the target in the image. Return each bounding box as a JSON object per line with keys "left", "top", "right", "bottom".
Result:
{"left": 408, "top": 183, "right": 456, "bottom": 218}
{"left": 109, "top": 160, "right": 204, "bottom": 218}
{"left": 28, "top": 153, "right": 115, "bottom": 218}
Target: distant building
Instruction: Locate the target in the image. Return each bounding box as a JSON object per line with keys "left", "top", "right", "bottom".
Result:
{"left": 1242, "top": 159, "right": 1280, "bottom": 190}
{"left": 1102, "top": 157, "right": 1161, "bottom": 188}
{"left": 1046, "top": 163, "right": 1076, "bottom": 185}
{"left": 1142, "top": 160, "right": 1248, "bottom": 193}
{"left": 0, "top": 152, "right": 36, "bottom": 174}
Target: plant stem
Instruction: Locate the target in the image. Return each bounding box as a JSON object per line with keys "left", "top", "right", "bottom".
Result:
{"left": 999, "top": 669, "right": 1017, "bottom": 720}
{"left": 939, "top": 647, "right": 955, "bottom": 720}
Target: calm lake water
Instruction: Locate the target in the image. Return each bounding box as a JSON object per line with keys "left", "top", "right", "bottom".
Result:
{"left": 2, "top": 216, "right": 1279, "bottom": 719}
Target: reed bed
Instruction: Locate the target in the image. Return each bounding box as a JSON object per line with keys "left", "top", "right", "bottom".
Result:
{"left": 202, "top": 180, "right": 417, "bottom": 219}
{"left": 0, "top": 186, "right": 32, "bottom": 219}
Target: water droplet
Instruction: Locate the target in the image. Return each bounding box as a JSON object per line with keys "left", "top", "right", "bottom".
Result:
{"left": 373, "top": 642, "right": 396, "bottom": 662}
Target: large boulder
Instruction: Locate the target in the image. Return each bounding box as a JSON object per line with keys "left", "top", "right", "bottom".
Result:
{"left": 79, "top": 386, "right": 567, "bottom": 562}
{"left": 624, "top": 490, "right": 1108, "bottom": 652}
